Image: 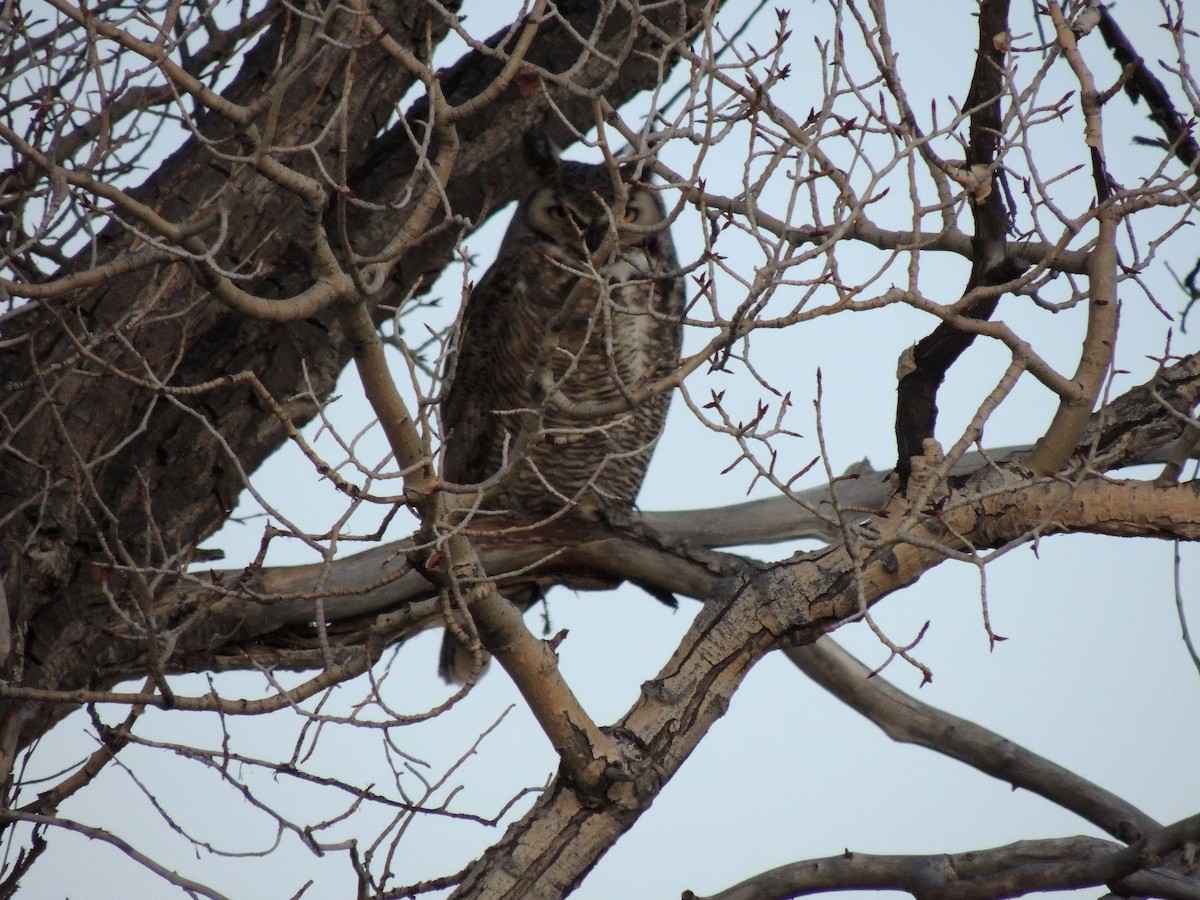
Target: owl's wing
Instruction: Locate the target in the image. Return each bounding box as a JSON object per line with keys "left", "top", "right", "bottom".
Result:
{"left": 440, "top": 260, "right": 521, "bottom": 485}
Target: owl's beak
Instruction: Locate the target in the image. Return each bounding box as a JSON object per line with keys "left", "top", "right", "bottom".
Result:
{"left": 584, "top": 222, "right": 612, "bottom": 254}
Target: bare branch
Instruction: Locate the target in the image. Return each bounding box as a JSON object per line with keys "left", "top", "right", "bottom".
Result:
{"left": 788, "top": 638, "right": 1159, "bottom": 841}
{"left": 686, "top": 826, "right": 1200, "bottom": 900}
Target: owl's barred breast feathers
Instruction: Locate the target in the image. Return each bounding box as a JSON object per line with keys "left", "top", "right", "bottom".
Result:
{"left": 436, "top": 135, "right": 684, "bottom": 682}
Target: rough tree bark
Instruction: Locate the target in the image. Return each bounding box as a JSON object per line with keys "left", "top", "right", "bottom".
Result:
{"left": 0, "top": 0, "right": 718, "bottom": 758}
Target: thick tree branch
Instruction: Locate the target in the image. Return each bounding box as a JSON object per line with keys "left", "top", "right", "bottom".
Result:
{"left": 787, "top": 639, "right": 1160, "bottom": 841}
{"left": 895, "top": 0, "right": 1018, "bottom": 483}
{"left": 685, "top": 825, "right": 1200, "bottom": 900}
{"left": 438, "top": 565, "right": 627, "bottom": 795}
{"left": 441, "top": 463, "right": 1200, "bottom": 896}
{"left": 1027, "top": 6, "right": 1120, "bottom": 474}
{"left": 1097, "top": 6, "right": 1200, "bottom": 170}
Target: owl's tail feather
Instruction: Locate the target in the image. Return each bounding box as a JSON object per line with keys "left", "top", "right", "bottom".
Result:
{"left": 437, "top": 584, "right": 544, "bottom": 684}
{"left": 438, "top": 630, "right": 490, "bottom": 684}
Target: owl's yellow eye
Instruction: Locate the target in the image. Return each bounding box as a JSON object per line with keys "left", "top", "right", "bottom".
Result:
{"left": 623, "top": 207, "right": 640, "bottom": 223}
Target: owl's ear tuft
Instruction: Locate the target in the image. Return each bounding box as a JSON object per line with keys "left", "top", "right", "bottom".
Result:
{"left": 620, "top": 151, "right": 657, "bottom": 184}
{"left": 524, "top": 132, "right": 562, "bottom": 177}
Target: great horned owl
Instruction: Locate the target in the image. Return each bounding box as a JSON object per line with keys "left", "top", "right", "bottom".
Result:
{"left": 438, "top": 135, "right": 684, "bottom": 681}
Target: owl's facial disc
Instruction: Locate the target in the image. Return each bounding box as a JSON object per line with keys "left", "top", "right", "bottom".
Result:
{"left": 527, "top": 186, "right": 662, "bottom": 253}
{"left": 621, "top": 190, "right": 663, "bottom": 231}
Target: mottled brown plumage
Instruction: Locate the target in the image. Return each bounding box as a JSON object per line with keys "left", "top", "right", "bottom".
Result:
{"left": 437, "top": 136, "right": 683, "bottom": 681}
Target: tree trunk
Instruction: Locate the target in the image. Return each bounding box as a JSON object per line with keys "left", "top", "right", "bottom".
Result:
{"left": 0, "top": 0, "right": 717, "bottom": 757}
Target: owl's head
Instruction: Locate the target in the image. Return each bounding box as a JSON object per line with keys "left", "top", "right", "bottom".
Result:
{"left": 518, "top": 134, "right": 666, "bottom": 258}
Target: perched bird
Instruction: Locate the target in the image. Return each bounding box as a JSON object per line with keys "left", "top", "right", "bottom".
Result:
{"left": 437, "top": 135, "right": 684, "bottom": 682}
